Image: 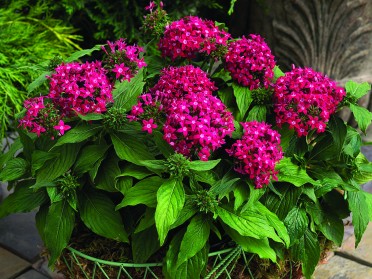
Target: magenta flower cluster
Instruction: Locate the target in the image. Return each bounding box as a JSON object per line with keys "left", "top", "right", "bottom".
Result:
{"left": 159, "top": 16, "right": 231, "bottom": 60}
{"left": 226, "top": 121, "right": 283, "bottom": 189}
{"left": 224, "top": 35, "right": 275, "bottom": 90}
{"left": 49, "top": 61, "right": 113, "bottom": 116}
{"left": 130, "top": 65, "right": 234, "bottom": 161}
{"left": 102, "top": 38, "right": 146, "bottom": 82}
{"left": 150, "top": 65, "right": 217, "bottom": 107}
{"left": 19, "top": 97, "right": 70, "bottom": 137}
{"left": 273, "top": 67, "right": 346, "bottom": 136}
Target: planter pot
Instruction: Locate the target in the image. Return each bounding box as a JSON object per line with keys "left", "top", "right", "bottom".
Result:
{"left": 60, "top": 246, "right": 244, "bottom": 279}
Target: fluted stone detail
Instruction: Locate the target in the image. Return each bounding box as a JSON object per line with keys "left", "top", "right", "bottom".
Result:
{"left": 272, "top": 0, "right": 372, "bottom": 79}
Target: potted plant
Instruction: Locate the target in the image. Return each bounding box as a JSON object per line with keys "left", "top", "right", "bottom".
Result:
{"left": 1, "top": 2, "right": 372, "bottom": 278}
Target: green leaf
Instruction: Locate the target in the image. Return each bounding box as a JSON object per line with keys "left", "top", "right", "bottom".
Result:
{"left": 53, "top": 124, "right": 102, "bottom": 147}
{"left": 110, "top": 132, "right": 155, "bottom": 164}
{"left": 116, "top": 176, "right": 164, "bottom": 209}
{"left": 223, "top": 225, "right": 276, "bottom": 262}
{"left": 170, "top": 197, "right": 198, "bottom": 229}
{"left": 118, "top": 164, "right": 153, "bottom": 180}
{"left": 189, "top": 159, "right": 220, "bottom": 171}
{"left": 362, "top": 191, "right": 372, "bottom": 221}
{"left": 0, "top": 186, "right": 47, "bottom": 218}
{"left": 138, "top": 160, "right": 167, "bottom": 171}
{"left": 155, "top": 178, "right": 185, "bottom": 245}
{"left": 144, "top": 55, "right": 165, "bottom": 78}
{"left": 232, "top": 82, "right": 252, "bottom": 118}
{"left": 134, "top": 208, "right": 156, "bottom": 234}
{"left": 177, "top": 215, "right": 210, "bottom": 267}
{"left": 115, "top": 177, "right": 132, "bottom": 195}
{"left": 132, "top": 225, "right": 160, "bottom": 263}
{"left": 345, "top": 81, "right": 371, "bottom": 100}
{"left": 153, "top": 131, "right": 174, "bottom": 158}
{"left": 209, "top": 170, "right": 240, "bottom": 198}
{"left": 163, "top": 229, "right": 208, "bottom": 279}
{"left": 318, "top": 212, "right": 344, "bottom": 247}
{"left": 233, "top": 182, "right": 249, "bottom": 211}
{"left": 276, "top": 157, "right": 320, "bottom": 187}
{"left": 273, "top": 65, "right": 285, "bottom": 81}
{"left": 95, "top": 155, "right": 121, "bottom": 192}
{"left": 74, "top": 144, "right": 109, "bottom": 176}
{"left": 348, "top": 191, "right": 369, "bottom": 247}
{"left": 36, "top": 144, "right": 82, "bottom": 183}
{"left": 349, "top": 103, "right": 372, "bottom": 134}
{"left": 263, "top": 185, "right": 303, "bottom": 220}
{"left": 275, "top": 124, "right": 294, "bottom": 153}
{"left": 44, "top": 200, "right": 75, "bottom": 266}
{"left": 31, "top": 150, "right": 58, "bottom": 176}
{"left": 112, "top": 69, "right": 145, "bottom": 110}
{"left": 284, "top": 207, "right": 308, "bottom": 246}
{"left": 0, "top": 138, "right": 22, "bottom": 166}
{"left": 77, "top": 113, "right": 104, "bottom": 121}
{"left": 79, "top": 189, "right": 128, "bottom": 243}
{"left": 217, "top": 205, "right": 282, "bottom": 243}
{"left": 35, "top": 205, "right": 49, "bottom": 244}
{"left": 27, "top": 71, "right": 50, "bottom": 93}
{"left": 343, "top": 126, "right": 362, "bottom": 157}
{"left": 301, "top": 229, "right": 320, "bottom": 279}
{"left": 0, "top": 158, "right": 28, "bottom": 182}
{"left": 255, "top": 202, "right": 290, "bottom": 248}
{"left": 18, "top": 130, "right": 35, "bottom": 162}
{"left": 246, "top": 105, "right": 267, "bottom": 122}
{"left": 65, "top": 44, "right": 103, "bottom": 62}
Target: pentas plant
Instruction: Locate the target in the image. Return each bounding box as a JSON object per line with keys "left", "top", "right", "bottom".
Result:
{"left": 1, "top": 3, "right": 372, "bottom": 279}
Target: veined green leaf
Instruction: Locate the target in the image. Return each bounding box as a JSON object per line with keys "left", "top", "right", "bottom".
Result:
{"left": 276, "top": 157, "right": 320, "bottom": 187}
{"left": 348, "top": 191, "right": 369, "bottom": 247}
{"left": 189, "top": 159, "right": 220, "bottom": 171}
{"left": 79, "top": 189, "right": 128, "bottom": 243}
{"left": 110, "top": 132, "right": 155, "bottom": 165}
{"left": 217, "top": 205, "right": 282, "bottom": 243}
{"left": 177, "top": 215, "right": 210, "bottom": 267}
{"left": 155, "top": 178, "right": 185, "bottom": 245}
{"left": 263, "top": 185, "right": 302, "bottom": 220}
{"left": 349, "top": 103, "right": 372, "bottom": 134}
{"left": 116, "top": 176, "right": 164, "bottom": 209}
{"left": 112, "top": 69, "right": 145, "bottom": 110}
{"left": 74, "top": 144, "right": 109, "bottom": 176}
{"left": 132, "top": 226, "right": 160, "bottom": 263}
{"left": 345, "top": 81, "right": 371, "bottom": 100}
{"left": 284, "top": 207, "right": 308, "bottom": 246}
{"left": 0, "top": 157, "right": 28, "bottom": 182}
{"left": 134, "top": 208, "right": 156, "bottom": 234}
{"left": 95, "top": 155, "right": 121, "bottom": 192}
{"left": 65, "top": 44, "right": 103, "bottom": 62}
{"left": 36, "top": 144, "right": 81, "bottom": 183}
{"left": 31, "top": 150, "right": 59, "bottom": 176}
{"left": 163, "top": 229, "right": 208, "bottom": 279}
{"left": 246, "top": 105, "right": 267, "bottom": 122}
{"left": 0, "top": 186, "right": 47, "bottom": 218}
{"left": 232, "top": 82, "right": 252, "bottom": 118}
{"left": 223, "top": 225, "right": 276, "bottom": 262}
{"left": 318, "top": 212, "right": 344, "bottom": 247}
{"left": 53, "top": 124, "right": 102, "bottom": 147}
{"left": 301, "top": 229, "right": 320, "bottom": 279}
{"left": 77, "top": 113, "right": 104, "bottom": 121}
{"left": 44, "top": 200, "right": 75, "bottom": 266}
{"left": 118, "top": 164, "right": 153, "bottom": 180}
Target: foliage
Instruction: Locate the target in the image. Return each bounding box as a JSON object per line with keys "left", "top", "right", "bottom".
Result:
{"left": 0, "top": 0, "right": 82, "bottom": 142}
{"left": 1, "top": 3, "right": 372, "bottom": 279}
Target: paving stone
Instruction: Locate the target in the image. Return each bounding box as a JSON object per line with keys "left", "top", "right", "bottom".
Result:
{"left": 0, "top": 212, "right": 43, "bottom": 262}
{"left": 313, "top": 255, "right": 372, "bottom": 279}
{"left": 0, "top": 246, "right": 30, "bottom": 279}
{"left": 15, "top": 269, "right": 49, "bottom": 279}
